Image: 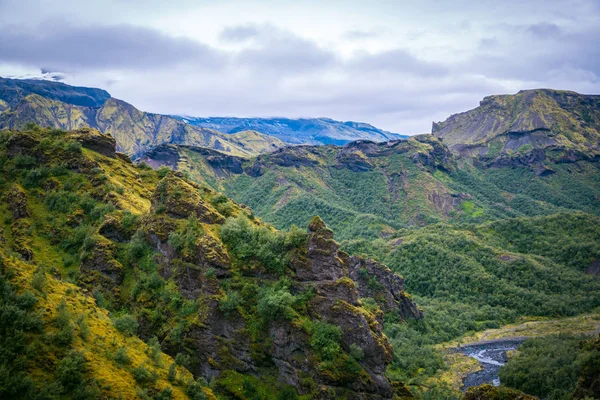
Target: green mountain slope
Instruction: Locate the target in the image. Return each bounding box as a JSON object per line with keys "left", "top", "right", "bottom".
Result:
{"left": 0, "top": 126, "right": 420, "bottom": 399}
{"left": 142, "top": 134, "right": 600, "bottom": 241}
{"left": 141, "top": 115, "right": 600, "bottom": 397}
{"left": 0, "top": 77, "right": 285, "bottom": 159}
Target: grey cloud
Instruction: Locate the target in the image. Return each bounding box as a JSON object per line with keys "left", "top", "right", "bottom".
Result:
{"left": 219, "top": 25, "right": 261, "bottom": 42}
{"left": 348, "top": 49, "right": 448, "bottom": 77}
{"left": 231, "top": 25, "right": 337, "bottom": 73}
{"left": 526, "top": 22, "right": 563, "bottom": 38}
{"left": 0, "top": 22, "right": 226, "bottom": 71}
{"left": 342, "top": 30, "right": 380, "bottom": 40}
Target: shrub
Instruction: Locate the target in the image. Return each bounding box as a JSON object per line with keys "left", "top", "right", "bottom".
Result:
{"left": 112, "top": 314, "right": 138, "bottom": 336}
{"left": 132, "top": 365, "right": 155, "bottom": 383}
{"left": 175, "top": 353, "right": 191, "bottom": 369}
{"left": 13, "top": 154, "right": 37, "bottom": 169}
{"left": 0, "top": 273, "right": 43, "bottom": 399}
{"left": 155, "top": 387, "right": 173, "bottom": 400}
{"left": 54, "top": 301, "right": 74, "bottom": 347}
{"left": 276, "top": 386, "right": 299, "bottom": 400}
{"left": 257, "top": 285, "right": 295, "bottom": 321}
{"left": 113, "top": 346, "right": 131, "bottom": 366}
{"left": 185, "top": 380, "right": 208, "bottom": 400}
{"left": 310, "top": 321, "right": 342, "bottom": 360}
{"left": 220, "top": 215, "right": 290, "bottom": 274}
{"left": 56, "top": 350, "right": 86, "bottom": 391}
{"left": 46, "top": 190, "right": 81, "bottom": 213}
{"left": 23, "top": 167, "right": 49, "bottom": 187}
{"left": 31, "top": 266, "right": 47, "bottom": 293}
{"left": 167, "top": 363, "right": 177, "bottom": 382}
{"left": 77, "top": 314, "right": 91, "bottom": 342}
{"left": 66, "top": 140, "right": 82, "bottom": 154}
{"left": 157, "top": 166, "right": 171, "bottom": 179}
{"left": 349, "top": 343, "right": 364, "bottom": 361}
{"left": 146, "top": 336, "right": 162, "bottom": 365}
{"left": 219, "top": 291, "right": 242, "bottom": 315}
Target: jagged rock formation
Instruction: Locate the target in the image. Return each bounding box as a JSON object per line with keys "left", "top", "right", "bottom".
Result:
{"left": 141, "top": 172, "right": 420, "bottom": 397}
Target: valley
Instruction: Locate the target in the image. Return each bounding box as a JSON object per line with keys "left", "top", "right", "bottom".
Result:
{"left": 0, "top": 79, "right": 599, "bottom": 400}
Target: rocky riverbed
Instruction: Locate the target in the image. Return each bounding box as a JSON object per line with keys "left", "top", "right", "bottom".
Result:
{"left": 458, "top": 339, "right": 525, "bottom": 390}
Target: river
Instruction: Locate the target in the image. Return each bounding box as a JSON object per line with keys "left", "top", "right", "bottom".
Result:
{"left": 458, "top": 339, "right": 525, "bottom": 390}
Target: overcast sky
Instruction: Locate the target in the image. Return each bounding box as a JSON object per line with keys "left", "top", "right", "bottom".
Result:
{"left": 0, "top": 0, "right": 598, "bottom": 133}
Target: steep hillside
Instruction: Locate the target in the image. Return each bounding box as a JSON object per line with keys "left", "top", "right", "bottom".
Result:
{"left": 0, "top": 77, "right": 285, "bottom": 158}
{"left": 0, "top": 126, "right": 420, "bottom": 399}
{"left": 432, "top": 89, "right": 600, "bottom": 164}
{"left": 178, "top": 116, "right": 408, "bottom": 145}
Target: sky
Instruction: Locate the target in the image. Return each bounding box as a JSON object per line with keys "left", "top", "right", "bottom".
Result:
{"left": 0, "top": 0, "right": 599, "bottom": 134}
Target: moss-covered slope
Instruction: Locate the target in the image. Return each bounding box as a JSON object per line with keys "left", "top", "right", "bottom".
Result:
{"left": 0, "top": 126, "right": 419, "bottom": 399}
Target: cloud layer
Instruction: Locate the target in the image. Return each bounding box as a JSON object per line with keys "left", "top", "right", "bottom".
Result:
{"left": 0, "top": 0, "right": 598, "bottom": 133}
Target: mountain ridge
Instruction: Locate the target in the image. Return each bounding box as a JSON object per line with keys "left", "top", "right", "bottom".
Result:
{"left": 432, "top": 89, "right": 600, "bottom": 163}
{"left": 0, "top": 78, "right": 286, "bottom": 158}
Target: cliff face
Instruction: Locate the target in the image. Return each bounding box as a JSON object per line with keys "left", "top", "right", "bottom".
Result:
{"left": 0, "top": 126, "right": 420, "bottom": 399}
{"left": 432, "top": 89, "right": 600, "bottom": 165}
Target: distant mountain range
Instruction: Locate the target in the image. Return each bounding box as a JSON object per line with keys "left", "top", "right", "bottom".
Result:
{"left": 177, "top": 116, "right": 408, "bottom": 145}
{"left": 0, "top": 77, "right": 406, "bottom": 157}
{"left": 0, "top": 77, "right": 285, "bottom": 158}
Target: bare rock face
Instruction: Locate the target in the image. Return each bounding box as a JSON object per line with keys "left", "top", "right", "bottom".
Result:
{"left": 292, "top": 216, "right": 415, "bottom": 398}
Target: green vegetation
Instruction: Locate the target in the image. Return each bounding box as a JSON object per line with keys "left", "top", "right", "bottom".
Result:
{"left": 499, "top": 334, "right": 600, "bottom": 400}
{"left": 0, "top": 126, "right": 409, "bottom": 399}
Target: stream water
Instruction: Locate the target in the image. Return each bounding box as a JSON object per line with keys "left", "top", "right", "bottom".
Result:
{"left": 458, "top": 339, "right": 525, "bottom": 390}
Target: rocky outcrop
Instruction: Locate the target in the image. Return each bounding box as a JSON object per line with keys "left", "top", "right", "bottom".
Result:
{"left": 349, "top": 257, "right": 423, "bottom": 320}
{"left": 152, "top": 174, "right": 224, "bottom": 224}
{"left": 290, "top": 216, "right": 416, "bottom": 398}
{"left": 72, "top": 128, "right": 117, "bottom": 158}
{"left": 79, "top": 236, "right": 124, "bottom": 287}
{"left": 7, "top": 184, "right": 29, "bottom": 220}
